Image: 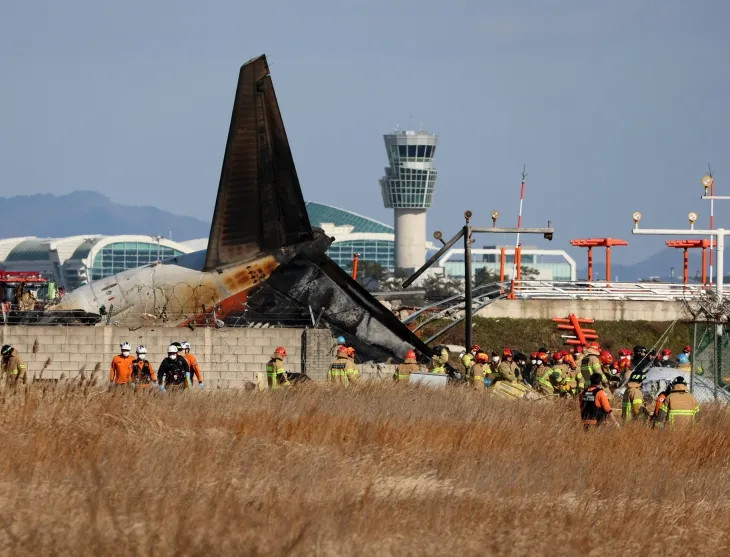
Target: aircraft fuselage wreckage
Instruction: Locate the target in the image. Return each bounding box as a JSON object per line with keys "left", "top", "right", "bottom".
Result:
{"left": 43, "top": 55, "right": 430, "bottom": 361}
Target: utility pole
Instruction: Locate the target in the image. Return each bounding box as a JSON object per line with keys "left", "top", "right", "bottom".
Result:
{"left": 403, "top": 211, "right": 554, "bottom": 352}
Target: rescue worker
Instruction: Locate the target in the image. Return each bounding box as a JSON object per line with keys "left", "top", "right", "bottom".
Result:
{"left": 496, "top": 348, "right": 518, "bottom": 382}
{"left": 533, "top": 352, "right": 554, "bottom": 395}
{"left": 579, "top": 373, "right": 617, "bottom": 430}
{"left": 525, "top": 351, "right": 539, "bottom": 385}
{"left": 632, "top": 345, "right": 649, "bottom": 375}
{"left": 459, "top": 350, "right": 474, "bottom": 378}
{"left": 552, "top": 350, "right": 574, "bottom": 396}
{"left": 656, "top": 376, "right": 700, "bottom": 428}
{"left": 130, "top": 345, "right": 157, "bottom": 389}
{"left": 335, "top": 336, "right": 347, "bottom": 354}
{"left": 345, "top": 347, "right": 360, "bottom": 384}
{"left": 470, "top": 344, "right": 481, "bottom": 358}
{"left": 676, "top": 352, "right": 691, "bottom": 372}
{"left": 563, "top": 350, "right": 577, "bottom": 371}
{"left": 658, "top": 348, "right": 673, "bottom": 367}
{"left": 158, "top": 344, "right": 191, "bottom": 391}
{"left": 647, "top": 350, "right": 659, "bottom": 368}
{"left": 328, "top": 345, "right": 351, "bottom": 385}
{"left": 266, "top": 346, "right": 289, "bottom": 390}
{"left": 170, "top": 342, "right": 191, "bottom": 376}
{"left": 489, "top": 351, "right": 501, "bottom": 375}
{"left": 622, "top": 372, "right": 645, "bottom": 423}
{"left": 599, "top": 350, "right": 619, "bottom": 390}
{"left": 394, "top": 350, "right": 420, "bottom": 382}
{"left": 469, "top": 351, "right": 487, "bottom": 390}
{"left": 181, "top": 341, "right": 204, "bottom": 387}
{"left": 651, "top": 382, "right": 672, "bottom": 427}
{"left": 617, "top": 348, "right": 632, "bottom": 379}
{"left": 573, "top": 345, "right": 585, "bottom": 375}
{"left": 110, "top": 342, "right": 135, "bottom": 386}
{"left": 581, "top": 342, "right": 603, "bottom": 388}
{"left": 1, "top": 344, "right": 27, "bottom": 385}
{"left": 429, "top": 346, "right": 449, "bottom": 374}
{"left": 513, "top": 352, "right": 527, "bottom": 381}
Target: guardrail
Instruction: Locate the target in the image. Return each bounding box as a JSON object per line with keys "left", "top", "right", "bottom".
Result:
{"left": 508, "top": 281, "right": 727, "bottom": 301}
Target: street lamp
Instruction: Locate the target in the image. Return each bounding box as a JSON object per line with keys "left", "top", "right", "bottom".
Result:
{"left": 631, "top": 212, "right": 725, "bottom": 304}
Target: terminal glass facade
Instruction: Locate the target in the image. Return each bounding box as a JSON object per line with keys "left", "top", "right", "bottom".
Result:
{"left": 327, "top": 239, "right": 394, "bottom": 272}
{"left": 90, "top": 242, "right": 184, "bottom": 281}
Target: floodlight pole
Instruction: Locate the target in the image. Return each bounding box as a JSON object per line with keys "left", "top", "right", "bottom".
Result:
{"left": 403, "top": 212, "right": 554, "bottom": 352}
{"left": 632, "top": 227, "right": 725, "bottom": 304}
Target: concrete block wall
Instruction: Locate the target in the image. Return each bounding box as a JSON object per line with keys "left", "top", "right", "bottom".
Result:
{"left": 477, "top": 299, "right": 684, "bottom": 322}
{"left": 0, "top": 326, "right": 314, "bottom": 388}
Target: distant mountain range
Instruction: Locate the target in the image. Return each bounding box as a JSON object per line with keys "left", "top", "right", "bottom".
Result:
{"left": 0, "top": 191, "right": 210, "bottom": 241}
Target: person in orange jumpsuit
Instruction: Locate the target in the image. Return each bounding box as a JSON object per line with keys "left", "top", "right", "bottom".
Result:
{"left": 110, "top": 342, "right": 135, "bottom": 386}
{"left": 181, "top": 341, "right": 204, "bottom": 388}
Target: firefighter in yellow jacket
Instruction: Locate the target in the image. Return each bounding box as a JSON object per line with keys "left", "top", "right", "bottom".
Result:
{"left": 328, "top": 345, "right": 353, "bottom": 385}
{"left": 496, "top": 348, "right": 518, "bottom": 382}
{"left": 266, "top": 346, "right": 290, "bottom": 390}
{"left": 622, "top": 371, "right": 646, "bottom": 423}
{"left": 656, "top": 376, "right": 699, "bottom": 428}
{"left": 394, "top": 350, "right": 420, "bottom": 382}
{"left": 1, "top": 345, "right": 27, "bottom": 385}
{"left": 470, "top": 351, "right": 488, "bottom": 390}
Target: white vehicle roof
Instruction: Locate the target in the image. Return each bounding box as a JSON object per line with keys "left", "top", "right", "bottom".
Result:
{"left": 639, "top": 367, "right": 730, "bottom": 404}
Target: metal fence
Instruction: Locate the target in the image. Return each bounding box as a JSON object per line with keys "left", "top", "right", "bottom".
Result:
{"left": 690, "top": 322, "right": 730, "bottom": 396}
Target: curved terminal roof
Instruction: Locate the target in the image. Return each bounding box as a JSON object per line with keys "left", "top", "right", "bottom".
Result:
{"left": 306, "top": 201, "right": 393, "bottom": 234}
{"left": 5, "top": 239, "right": 53, "bottom": 261}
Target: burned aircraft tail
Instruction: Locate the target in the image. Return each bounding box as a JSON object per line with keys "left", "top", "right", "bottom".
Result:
{"left": 206, "top": 55, "right": 432, "bottom": 360}
{"left": 204, "top": 55, "right": 313, "bottom": 272}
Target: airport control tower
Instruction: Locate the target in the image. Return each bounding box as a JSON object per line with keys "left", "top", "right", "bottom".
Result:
{"left": 379, "top": 130, "right": 439, "bottom": 271}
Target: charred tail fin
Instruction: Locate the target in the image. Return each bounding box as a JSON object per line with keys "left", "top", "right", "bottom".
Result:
{"left": 204, "top": 55, "right": 313, "bottom": 272}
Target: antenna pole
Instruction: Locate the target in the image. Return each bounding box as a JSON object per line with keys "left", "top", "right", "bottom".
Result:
{"left": 509, "top": 166, "right": 527, "bottom": 298}
{"left": 708, "top": 164, "right": 715, "bottom": 285}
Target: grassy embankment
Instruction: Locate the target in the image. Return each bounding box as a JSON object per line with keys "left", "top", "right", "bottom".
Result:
{"left": 1, "top": 383, "right": 729, "bottom": 555}
{"left": 417, "top": 317, "right": 691, "bottom": 354}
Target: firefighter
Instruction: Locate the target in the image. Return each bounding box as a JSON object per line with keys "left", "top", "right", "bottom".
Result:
{"left": 345, "top": 347, "right": 360, "bottom": 384}
{"left": 170, "top": 342, "right": 191, "bottom": 376}
{"left": 335, "top": 336, "right": 347, "bottom": 354}
{"left": 470, "top": 344, "right": 481, "bottom": 358}
{"left": 180, "top": 341, "right": 204, "bottom": 387}
{"left": 617, "top": 348, "right": 632, "bottom": 379}
{"left": 599, "top": 350, "right": 620, "bottom": 390}
{"left": 676, "top": 353, "right": 691, "bottom": 372}
{"left": 657, "top": 348, "right": 673, "bottom": 367}
{"left": 573, "top": 345, "right": 585, "bottom": 374}
{"left": 1, "top": 344, "right": 27, "bottom": 385}
{"left": 632, "top": 345, "right": 649, "bottom": 374}
{"left": 459, "top": 351, "right": 474, "bottom": 380}
{"left": 131, "top": 345, "right": 157, "bottom": 389}
{"left": 470, "top": 351, "right": 487, "bottom": 390}
{"left": 110, "top": 342, "right": 135, "bottom": 386}
{"left": 429, "top": 346, "right": 449, "bottom": 374}
{"left": 581, "top": 342, "right": 603, "bottom": 388}
{"left": 496, "top": 348, "right": 518, "bottom": 382}
{"left": 488, "top": 351, "right": 501, "bottom": 375}
{"left": 266, "top": 346, "right": 289, "bottom": 390}
{"left": 552, "top": 351, "right": 574, "bottom": 396}
{"left": 622, "top": 372, "right": 645, "bottom": 423}
{"left": 579, "top": 373, "right": 617, "bottom": 430}
{"left": 656, "top": 376, "right": 700, "bottom": 428}
{"left": 533, "top": 352, "right": 554, "bottom": 395}
{"left": 158, "top": 344, "right": 191, "bottom": 391}
{"left": 394, "top": 350, "right": 420, "bottom": 382}
{"left": 651, "top": 382, "right": 672, "bottom": 427}
{"left": 525, "top": 351, "right": 539, "bottom": 385}
{"left": 513, "top": 352, "right": 527, "bottom": 381}
{"left": 328, "top": 345, "right": 350, "bottom": 385}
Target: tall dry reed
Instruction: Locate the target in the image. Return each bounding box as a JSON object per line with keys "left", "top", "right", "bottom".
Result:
{"left": 0, "top": 382, "right": 728, "bottom": 556}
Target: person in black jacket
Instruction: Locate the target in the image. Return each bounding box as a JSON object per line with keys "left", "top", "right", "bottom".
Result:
{"left": 158, "top": 344, "right": 190, "bottom": 391}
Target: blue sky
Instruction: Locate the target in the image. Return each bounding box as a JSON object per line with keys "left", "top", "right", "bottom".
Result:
{"left": 1, "top": 1, "right": 728, "bottom": 264}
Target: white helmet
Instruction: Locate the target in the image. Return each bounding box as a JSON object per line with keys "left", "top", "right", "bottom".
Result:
{"left": 120, "top": 342, "right": 131, "bottom": 351}
{"left": 181, "top": 341, "right": 190, "bottom": 351}
{"left": 167, "top": 344, "right": 178, "bottom": 354}
{"left": 136, "top": 345, "right": 147, "bottom": 354}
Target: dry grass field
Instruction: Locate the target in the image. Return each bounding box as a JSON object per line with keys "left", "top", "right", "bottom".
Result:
{"left": 1, "top": 382, "right": 729, "bottom": 556}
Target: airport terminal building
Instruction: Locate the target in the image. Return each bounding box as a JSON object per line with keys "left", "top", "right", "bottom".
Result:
{"left": 0, "top": 203, "right": 427, "bottom": 291}
{"left": 0, "top": 235, "right": 202, "bottom": 291}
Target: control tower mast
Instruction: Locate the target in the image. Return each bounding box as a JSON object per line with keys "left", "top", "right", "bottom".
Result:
{"left": 379, "top": 130, "right": 439, "bottom": 272}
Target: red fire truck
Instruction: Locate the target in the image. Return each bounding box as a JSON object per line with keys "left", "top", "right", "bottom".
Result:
{"left": 0, "top": 271, "right": 55, "bottom": 315}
